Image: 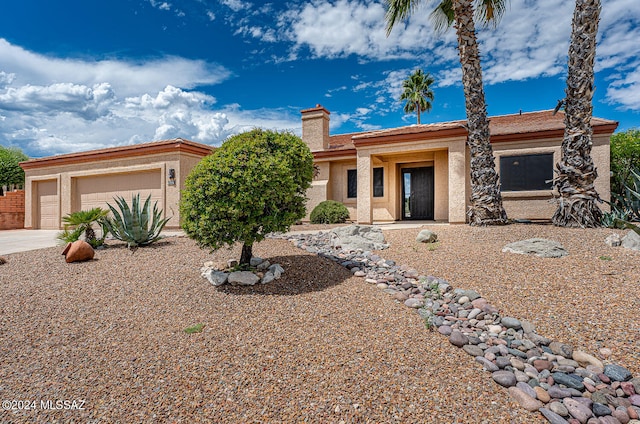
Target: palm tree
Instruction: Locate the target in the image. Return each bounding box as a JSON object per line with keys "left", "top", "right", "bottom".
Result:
{"left": 386, "top": 0, "right": 509, "bottom": 226}
{"left": 400, "top": 69, "right": 435, "bottom": 124}
{"left": 58, "top": 207, "right": 110, "bottom": 247}
{"left": 552, "top": 0, "right": 602, "bottom": 227}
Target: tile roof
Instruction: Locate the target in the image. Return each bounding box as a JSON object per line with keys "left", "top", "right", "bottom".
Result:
{"left": 326, "top": 110, "right": 618, "bottom": 150}
{"left": 20, "top": 138, "right": 214, "bottom": 170}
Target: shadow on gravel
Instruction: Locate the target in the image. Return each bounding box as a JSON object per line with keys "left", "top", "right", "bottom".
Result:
{"left": 218, "top": 254, "right": 352, "bottom": 296}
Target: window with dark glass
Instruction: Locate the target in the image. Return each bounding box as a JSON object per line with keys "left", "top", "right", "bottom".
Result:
{"left": 500, "top": 153, "right": 554, "bottom": 191}
{"left": 347, "top": 169, "right": 357, "bottom": 198}
{"left": 373, "top": 167, "right": 384, "bottom": 197}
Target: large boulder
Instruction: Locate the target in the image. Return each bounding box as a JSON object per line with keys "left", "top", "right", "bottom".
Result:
{"left": 502, "top": 238, "right": 568, "bottom": 258}
{"left": 330, "top": 225, "right": 388, "bottom": 251}
{"left": 621, "top": 229, "right": 640, "bottom": 251}
{"left": 63, "top": 240, "right": 95, "bottom": 263}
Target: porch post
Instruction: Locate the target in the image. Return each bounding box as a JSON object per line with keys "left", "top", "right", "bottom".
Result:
{"left": 448, "top": 139, "right": 467, "bottom": 223}
{"left": 356, "top": 151, "right": 372, "bottom": 224}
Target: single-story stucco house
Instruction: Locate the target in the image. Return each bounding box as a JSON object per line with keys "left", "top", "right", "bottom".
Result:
{"left": 20, "top": 139, "right": 213, "bottom": 229}
{"left": 20, "top": 106, "right": 617, "bottom": 229}
{"left": 302, "top": 105, "right": 618, "bottom": 224}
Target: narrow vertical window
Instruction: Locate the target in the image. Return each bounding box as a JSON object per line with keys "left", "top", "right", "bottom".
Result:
{"left": 347, "top": 169, "right": 357, "bottom": 198}
{"left": 373, "top": 167, "right": 384, "bottom": 197}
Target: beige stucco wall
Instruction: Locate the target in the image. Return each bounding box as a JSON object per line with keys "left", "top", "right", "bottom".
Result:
{"left": 491, "top": 134, "right": 611, "bottom": 220}
{"left": 24, "top": 151, "right": 205, "bottom": 229}
{"left": 320, "top": 137, "right": 468, "bottom": 223}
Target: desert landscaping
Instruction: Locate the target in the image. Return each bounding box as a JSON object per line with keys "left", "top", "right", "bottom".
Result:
{"left": 0, "top": 223, "right": 638, "bottom": 423}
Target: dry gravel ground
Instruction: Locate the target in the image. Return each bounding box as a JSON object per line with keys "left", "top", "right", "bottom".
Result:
{"left": 0, "top": 224, "right": 637, "bottom": 424}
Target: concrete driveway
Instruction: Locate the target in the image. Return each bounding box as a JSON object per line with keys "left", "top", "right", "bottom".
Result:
{"left": 0, "top": 229, "right": 60, "bottom": 256}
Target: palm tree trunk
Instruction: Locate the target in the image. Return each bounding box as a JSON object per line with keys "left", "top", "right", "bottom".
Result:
{"left": 417, "top": 102, "right": 421, "bottom": 124}
{"left": 452, "top": 0, "right": 508, "bottom": 226}
{"left": 552, "top": 0, "right": 602, "bottom": 228}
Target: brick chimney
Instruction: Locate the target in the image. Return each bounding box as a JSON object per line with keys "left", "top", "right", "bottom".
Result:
{"left": 301, "top": 104, "right": 330, "bottom": 152}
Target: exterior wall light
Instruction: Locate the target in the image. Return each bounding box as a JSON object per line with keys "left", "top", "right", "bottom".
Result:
{"left": 168, "top": 168, "right": 176, "bottom": 186}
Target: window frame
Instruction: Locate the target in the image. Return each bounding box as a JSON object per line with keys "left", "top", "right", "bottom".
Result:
{"left": 346, "top": 169, "right": 357, "bottom": 199}
{"left": 499, "top": 153, "right": 554, "bottom": 192}
{"left": 373, "top": 167, "right": 384, "bottom": 198}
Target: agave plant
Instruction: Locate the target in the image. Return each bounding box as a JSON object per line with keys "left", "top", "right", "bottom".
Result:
{"left": 103, "top": 194, "right": 171, "bottom": 248}
{"left": 614, "top": 167, "right": 640, "bottom": 221}
{"left": 57, "top": 207, "right": 110, "bottom": 248}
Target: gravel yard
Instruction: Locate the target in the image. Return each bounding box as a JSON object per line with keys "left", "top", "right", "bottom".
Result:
{"left": 0, "top": 223, "right": 637, "bottom": 423}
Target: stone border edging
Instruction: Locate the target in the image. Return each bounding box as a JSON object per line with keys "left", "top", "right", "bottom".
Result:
{"left": 272, "top": 230, "right": 640, "bottom": 424}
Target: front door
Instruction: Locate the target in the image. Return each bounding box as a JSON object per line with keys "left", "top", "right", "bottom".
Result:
{"left": 402, "top": 167, "right": 434, "bottom": 220}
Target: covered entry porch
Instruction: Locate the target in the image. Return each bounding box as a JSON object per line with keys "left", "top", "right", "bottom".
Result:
{"left": 354, "top": 134, "right": 468, "bottom": 225}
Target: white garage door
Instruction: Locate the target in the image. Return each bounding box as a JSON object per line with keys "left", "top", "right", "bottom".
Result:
{"left": 36, "top": 180, "right": 59, "bottom": 229}
{"left": 75, "top": 170, "right": 163, "bottom": 213}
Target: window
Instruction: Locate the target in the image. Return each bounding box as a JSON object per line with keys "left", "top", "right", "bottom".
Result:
{"left": 373, "top": 167, "right": 384, "bottom": 197}
{"left": 500, "top": 153, "right": 554, "bottom": 191}
{"left": 347, "top": 169, "right": 357, "bottom": 198}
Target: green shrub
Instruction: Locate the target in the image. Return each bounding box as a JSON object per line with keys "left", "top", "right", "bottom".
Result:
{"left": 0, "top": 146, "right": 28, "bottom": 187}
{"left": 57, "top": 207, "right": 110, "bottom": 248}
{"left": 611, "top": 129, "right": 640, "bottom": 206}
{"left": 180, "top": 129, "right": 314, "bottom": 265}
{"left": 103, "top": 194, "right": 170, "bottom": 248}
{"left": 310, "top": 200, "right": 350, "bottom": 224}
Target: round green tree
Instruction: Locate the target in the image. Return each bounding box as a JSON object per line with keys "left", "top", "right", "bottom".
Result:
{"left": 0, "top": 146, "right": 29, "bottom": 187}
{"left": 180, "top": 129, "right": 314, "bottom": 265}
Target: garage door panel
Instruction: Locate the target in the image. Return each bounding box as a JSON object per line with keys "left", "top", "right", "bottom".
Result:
{"left": 37, "top": 180, "right": 59, "bottom": 229}
{"left": 75, "top": 171, "right": 162, "bottom": 213}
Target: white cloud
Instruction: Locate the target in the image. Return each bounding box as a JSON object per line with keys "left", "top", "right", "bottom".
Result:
{"left": 0, "top": 39, "right": 299, "bottom": 156}
{"left": 207, "top": 10, "right": 216, "bottom": 21}
{"left": 220, "top": 0, "right": 250, "bottom": 12}
{"left": 149, "top": 0, "right": 171, "bottom": 11}
{"left": 282, "top": 0, "right": 448, "bottom": 61}
{"left": 274, "top": 0, "right": 640, "bottom": 112}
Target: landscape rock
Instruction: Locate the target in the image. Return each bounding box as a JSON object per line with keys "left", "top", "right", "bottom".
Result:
{"left": 540, "top": 407, "right": 571, "bottom": 424}
{"left": 64, "top": 240, "right": 95, "bottom": 263}
{"left": 509, "top": 386, "right": 544, "bottom": 411}
{"left": 268, "top": 264, "right": 284, "bottom": 279}
{"left": 250, "top": 256, "right": 264, "bottom": 267}
{"left": 564, "top": 398, "right": 593, "bottom": 424}
{"left": 331, "top": 225, "right": 389, "bottom": 251}
{"left": 502, "top": 238, "right": 568, "bottom": 258}
{"left": 574, "top": 350, "right": 605, "bottom": 370}
{"left": 493, "top": 370, "right": 517, "bottom": 388}
{"left": 475, "top": 356, "right": 499, "bottom": 372}
{"left": 621, "top": 230, "right": 640, "bottom": 251}
{"left": 501, "top": 316, "right": 522, "bottom": 330}
{"left": 550, "top": 341, "right": 574, "bottom": 358}
{"left": 448, "top": 331, "right": 469, "bottom": 348}
{"left": 605, "top": 365, "right": 633, "bottom": 382}
{"left": 416, "top": 229, "right": 437, "bottom": 243}
{"left": 605, "top": 234, "right": 622, "bottom": 247}
{"left": 404, "top": 298, "right": 424, "bottom": 309}
{"left": 202, "top": 269, "right": 228, "bottom": 286}
{"left": 228, "top": 271, "right": 260, "bottom": 286}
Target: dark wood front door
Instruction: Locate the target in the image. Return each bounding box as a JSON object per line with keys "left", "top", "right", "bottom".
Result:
{"left": 402, "top": 167, "right": 434, "bottom": 220}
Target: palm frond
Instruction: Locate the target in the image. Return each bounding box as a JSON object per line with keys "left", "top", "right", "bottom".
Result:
{"left": 385, "top": 0, "right": 422, "bottom": 36}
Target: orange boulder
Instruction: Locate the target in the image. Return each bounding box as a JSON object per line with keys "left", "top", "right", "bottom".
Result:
{"left": 64, "top": 240, "right": 95, "bottom": 263}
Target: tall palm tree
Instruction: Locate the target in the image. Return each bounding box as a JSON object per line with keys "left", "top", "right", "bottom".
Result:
{"left": 386, "top": 0, "right": 509, "bottom": 226}
{"left": 400, "top": 69, "right": 435, "bottom": 124}
{"left": 552, "top": 0, "right": 602, "bottom": 227}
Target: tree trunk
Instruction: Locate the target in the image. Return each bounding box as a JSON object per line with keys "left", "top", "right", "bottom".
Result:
{"left": 240, "top": 243, "right": 253, "bottom": 266}
{"left": 552, "top": 0, "right": 602, "bottom": 228}
{"left": 417, "top": 102, "right": 421, "bottom": 124}
{"left": 452, "top": 0, "right": 508, "bottom": 226}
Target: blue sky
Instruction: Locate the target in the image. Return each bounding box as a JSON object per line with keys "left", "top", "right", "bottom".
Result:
{"left": 0, "top": 0, "right": 639, "bottom": 158}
